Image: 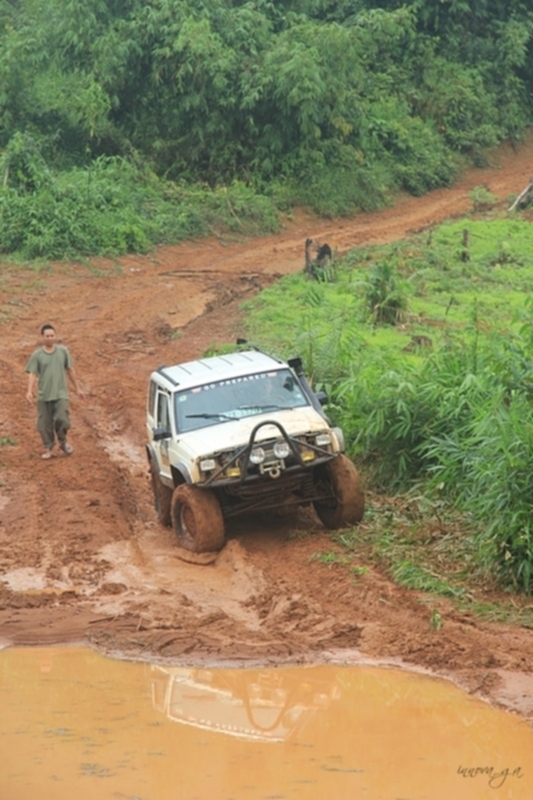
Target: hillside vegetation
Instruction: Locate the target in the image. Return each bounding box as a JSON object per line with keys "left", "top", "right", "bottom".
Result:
{"left": 1, "top": 0, "right": 533, "bottom": 258}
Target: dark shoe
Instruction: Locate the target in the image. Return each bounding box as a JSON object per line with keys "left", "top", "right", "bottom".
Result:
{"left": 60, "top": 442, "right": 73, "bottom": 455}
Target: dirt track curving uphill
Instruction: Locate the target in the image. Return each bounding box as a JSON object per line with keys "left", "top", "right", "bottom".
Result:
{"left": 2, "top": 137, "right": 533, "bottom": 723}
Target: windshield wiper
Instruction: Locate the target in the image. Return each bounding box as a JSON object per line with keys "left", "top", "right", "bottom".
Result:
{"left": 238, "top": 403, "right": 292, "bottom": 412}
{"left": 185, "top": 412, "right": 234, "bottom": 420}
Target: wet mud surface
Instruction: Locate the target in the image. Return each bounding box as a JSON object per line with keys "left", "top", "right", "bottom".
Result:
{"left": 1, "top": 138, "right": 533, "bottom": 723}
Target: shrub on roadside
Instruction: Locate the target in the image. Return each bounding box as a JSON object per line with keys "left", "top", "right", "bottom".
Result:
{"left": 0, "top": 153, "right": 281, "bottom": 260}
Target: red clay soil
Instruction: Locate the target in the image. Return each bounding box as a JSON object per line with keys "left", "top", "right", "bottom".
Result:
{"left": 2, "top": 138, "right": 533, "bottom": 723}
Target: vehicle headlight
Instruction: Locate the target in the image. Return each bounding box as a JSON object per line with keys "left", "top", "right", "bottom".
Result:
{"left": 200, "top": 458, "right": 216, "bottom": 472}
{"left": 273, "top": 441, "right": 290, "bottom": 459}
{"left": 315, "top": 433, "right": 331, "bottom": 447}
{"left": 249, "top": 447, "right": 265, "bottom": 465}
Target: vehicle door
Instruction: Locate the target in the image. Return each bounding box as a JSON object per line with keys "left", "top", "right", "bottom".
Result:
{"left": 153, "top": 388, "right": 173, "bottom": 484}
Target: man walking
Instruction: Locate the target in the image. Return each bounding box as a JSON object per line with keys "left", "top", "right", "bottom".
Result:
{"left": 25, "top": 324, "right": 85, "bottom": 459}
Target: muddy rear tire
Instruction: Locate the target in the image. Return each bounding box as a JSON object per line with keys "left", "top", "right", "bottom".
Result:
{"left": 171, "top": 485, "right": 225, "bottom": 553}
{"left": 149, "top": 458, "right": 173, "bottom": 527}
{"left": 313, "top": 455, "right": 365, "bottom": 529}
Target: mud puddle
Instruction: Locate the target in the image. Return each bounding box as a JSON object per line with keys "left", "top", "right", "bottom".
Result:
{"left": 1, "top": 646, "right": 532, "bottom": 800}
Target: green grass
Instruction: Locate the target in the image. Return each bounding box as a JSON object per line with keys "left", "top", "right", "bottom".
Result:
{"left": 309, "top": 551, "right": 351, "bottom": 567}
{"left": 307, "top": 493, "right": 533, "bottom": 626}
{"left": 239, "top": 212, "right": 533, "bottom": 594}
{"left": 243, "top": 217, "right": 533, "bottom": 358}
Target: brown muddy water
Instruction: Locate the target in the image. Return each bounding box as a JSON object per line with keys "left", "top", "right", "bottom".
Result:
{"left": 1, "top": 646, "right": 532, "bottom": 800}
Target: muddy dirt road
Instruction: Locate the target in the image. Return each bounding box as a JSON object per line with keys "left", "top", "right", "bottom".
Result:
{"left": 1, "top": 138, "right": 533, "bottom": 723}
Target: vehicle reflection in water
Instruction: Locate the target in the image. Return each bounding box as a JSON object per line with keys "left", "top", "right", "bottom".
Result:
{"left": 150, "top": 665, "right": 340, "bottom": 742}
{"left": 1, "top": 646, "right": 533, "bottom": 800}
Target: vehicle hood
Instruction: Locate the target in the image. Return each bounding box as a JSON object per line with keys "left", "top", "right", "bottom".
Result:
{"left": 177, "top": 407, "right": 329, "bottom": 455}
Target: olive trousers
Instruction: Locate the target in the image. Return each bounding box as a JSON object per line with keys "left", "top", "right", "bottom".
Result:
{"left": 37, "top": 399, "right": 71, "bottom": 449}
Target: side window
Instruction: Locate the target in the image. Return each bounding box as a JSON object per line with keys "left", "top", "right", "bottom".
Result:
{"left": 156, "top": 391, "right": 171, "bottom": 431}
{"left": 148, "top": 380, "right": 157, "bottom": 418}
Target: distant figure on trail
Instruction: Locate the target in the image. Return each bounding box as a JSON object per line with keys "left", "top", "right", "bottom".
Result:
{"left": 304, "top": 238, "right": 332, "bottom": 279}
{"left": 25, "top": 324, "right": 85, "bottom": 459}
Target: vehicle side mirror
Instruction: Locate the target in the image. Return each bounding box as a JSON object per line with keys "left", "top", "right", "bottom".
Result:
{"left": 153, "top": 426, "right": 171, "bottom": 441}
{"left": 315, "top": 391, "right": 328, "bottom": 406}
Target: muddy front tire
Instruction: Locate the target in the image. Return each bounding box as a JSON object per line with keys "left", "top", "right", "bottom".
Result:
{"left": 171, "top": 485, "right": 225, "bottom": 553}
{"left": 149, "top": 458, "right": 173, "bottom": 527}
{"left": 313, "top": 455, "right": 365, "bottom": 529}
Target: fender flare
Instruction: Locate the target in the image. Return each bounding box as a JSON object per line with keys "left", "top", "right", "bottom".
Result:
{"left": 170, "top": 461, "right": 192, "bottom": 486}
{"left": 146, "top": 445, "right": 190, "bottom": 488}
{"left": 146, "top": 443, "right": 157, "bottom": 464}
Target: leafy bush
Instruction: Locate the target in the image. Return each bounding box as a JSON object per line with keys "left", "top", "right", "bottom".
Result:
{"left": 470, "top": 185, "right": 499, "bottom": 211}
{"left": 270, "top": 159, "right": 390, "bottom": 217}
{"left": 364, "top": 260, "right": 410, "bottom": 325}
{"left": 0, "top": 131, "right": 54, "bottom": 192}
{"left": 0, "top": 152, "right": 281, "bottom": 259}
{"left": 361, "top": 100, "right": 459, "bottom": 195}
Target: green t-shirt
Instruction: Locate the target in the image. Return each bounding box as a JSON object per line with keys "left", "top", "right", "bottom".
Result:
{"left": 25, "top": 345, "right": 73, "bottom": 401}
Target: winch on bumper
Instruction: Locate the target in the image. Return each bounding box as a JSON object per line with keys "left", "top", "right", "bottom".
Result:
{"left": 198, "top": 421, "right": 338, "bottom": 487}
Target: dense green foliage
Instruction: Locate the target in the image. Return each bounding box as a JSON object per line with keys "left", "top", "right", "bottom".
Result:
{"left": 0, "top": 134, "right": 280, "bottom": 259}
{"left": 243, "top": 212, "right": 533, "bottom": 592}
{"left": 1, "top": 0, "right": 533, "bottom": 257}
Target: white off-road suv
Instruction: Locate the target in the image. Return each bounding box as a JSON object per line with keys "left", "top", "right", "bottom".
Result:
{"left": 146, "top": 347, "right": 364, "bottom": 552}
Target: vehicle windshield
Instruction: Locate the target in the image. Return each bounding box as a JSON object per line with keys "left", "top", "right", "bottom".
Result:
{"left": 174, "top": 368, "right": 309, "bottom": 433}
